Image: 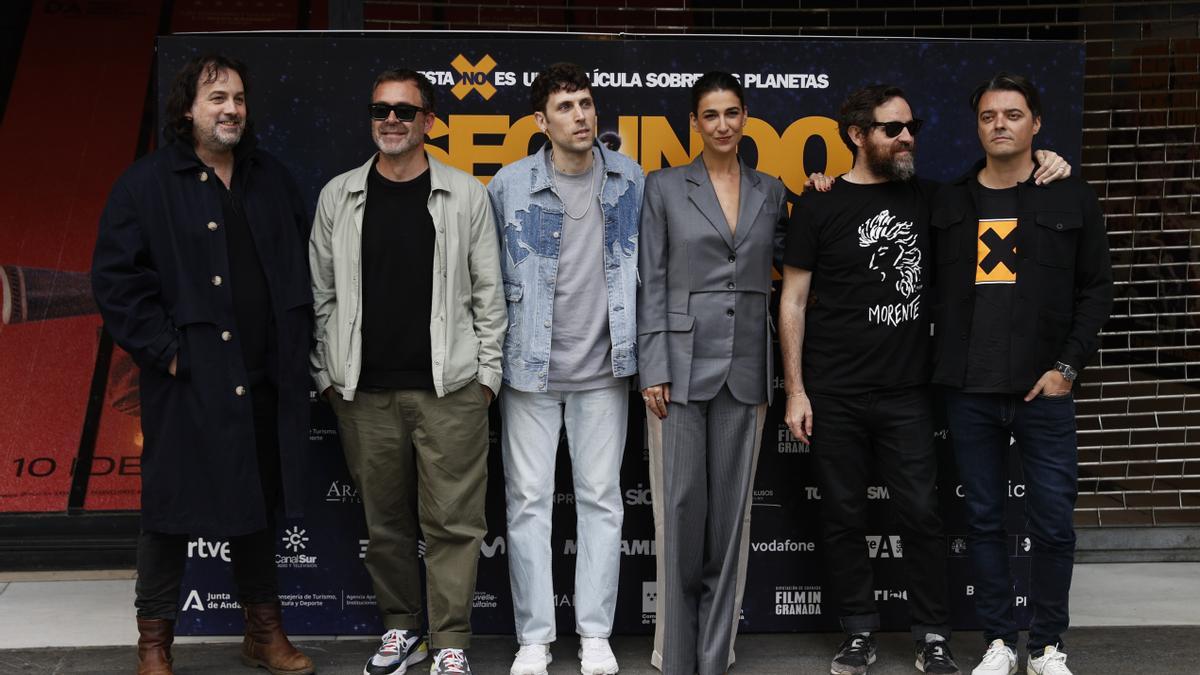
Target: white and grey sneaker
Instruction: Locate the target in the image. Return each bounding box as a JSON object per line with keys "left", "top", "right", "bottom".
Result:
{"left": 1026, "top": 645, "right": 1071, "bottom": 675}
{"left": 579, "top": 637, "right": 619, "bottom": 674}
{"left": 971, "top": 639, "right": 1016, "bottom": 675}
{"left": 431, "top": 648, "right": 471, "bottom": 675}
{"left": 510, "top": 643, "right": 552, "bottom": 675}
{"left": 365, "top": 629, "right": 427, "bottom": 675}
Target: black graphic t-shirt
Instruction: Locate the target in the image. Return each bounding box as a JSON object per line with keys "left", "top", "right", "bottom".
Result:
{"left": 784, "top": 178, "right": 934, "bottom": 395}
{"left": 962, "top": 180, "right": 1019, "bottom": 392}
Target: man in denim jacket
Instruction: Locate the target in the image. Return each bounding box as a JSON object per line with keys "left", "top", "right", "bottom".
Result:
{"left": 487, "top": 62, "right": 643, "bottom": 675}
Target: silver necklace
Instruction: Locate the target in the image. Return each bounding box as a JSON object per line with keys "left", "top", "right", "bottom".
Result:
{"left": 550, "top": 151, "right": 596, "bottom": 221}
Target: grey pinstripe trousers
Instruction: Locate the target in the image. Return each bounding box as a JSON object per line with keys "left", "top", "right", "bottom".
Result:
{"left": 645, "top": 385, "right": 767, "bottom": 675}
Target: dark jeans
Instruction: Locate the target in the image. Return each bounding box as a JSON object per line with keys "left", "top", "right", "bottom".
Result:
{"left": 135, "top": 383, "right": 282, "bottom": 620}
{"left": 944, "top": 390, "right": 1078, "bottom": 653}
{"left": 809, "top": 385, "right": 951, "bottom": 641}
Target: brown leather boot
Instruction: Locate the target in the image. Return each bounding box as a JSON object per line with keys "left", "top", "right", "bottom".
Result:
{"left": 240, "top": 601, "right": 315, "bottom": 674}
{"left": 136, "top": 617, "right": 174, "bottom": 675}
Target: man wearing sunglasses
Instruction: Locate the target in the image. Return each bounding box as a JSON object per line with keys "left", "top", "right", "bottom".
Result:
{"left": 930, "top": 73, "right": 1110, "bottom": 675}
{"left": 309, "top": 69, "right": 506, "bottom": 675}
{"left": 778, "top": 84, "right": 1070, "bottom": 675}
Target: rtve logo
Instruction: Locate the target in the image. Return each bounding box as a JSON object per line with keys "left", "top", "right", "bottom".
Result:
{"left": 451, "top": 54, "right": 497, "bottom": 101}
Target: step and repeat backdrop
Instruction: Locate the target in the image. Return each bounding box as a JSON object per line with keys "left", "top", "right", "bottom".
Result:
{"left": 150, "top": 33, "right": 1078, "bottom": 636}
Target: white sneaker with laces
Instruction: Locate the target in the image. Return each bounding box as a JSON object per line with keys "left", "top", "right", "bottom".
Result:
{"left": 510, "top": 643, "right": 552, "bottom": 675}
{"left": 431, "top": 648, "right": 470, "bottom": 675}
{"left": 364, "top": 629, "right": 427, "bottom": 675}
{"left": 579, "top": 637, "right": 619, "bottom": 675}
{"left": 1026, "top": 645, "right": 1071, "bottom": 675}
{"left": 972, "top": 639, "right": 1017, "bottom": 675}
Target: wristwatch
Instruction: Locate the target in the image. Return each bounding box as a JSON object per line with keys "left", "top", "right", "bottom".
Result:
{"left": 1054, "top": 361, "right": 1077, "bottom": 382}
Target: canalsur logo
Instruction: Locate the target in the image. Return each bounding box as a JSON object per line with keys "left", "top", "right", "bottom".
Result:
{"left": 277, "top": 527, "right": 317, "bottom": 568}
{"left": 282, "top": 527, "right": 309, "bottom": 552}
{"left": 451, "top": 54, "right": 497, "bottom": 100}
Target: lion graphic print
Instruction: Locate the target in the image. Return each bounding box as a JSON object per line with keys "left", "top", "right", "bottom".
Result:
{"left": 858, "top": 209, "right": 922, "bottom": 327}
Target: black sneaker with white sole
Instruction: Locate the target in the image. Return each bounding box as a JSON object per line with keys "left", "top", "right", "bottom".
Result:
{"left": 365, "top": 628, "right": 428, "bottom": 675}
{"left": 831, "top": 633, "right": 877, "bottom": 675}
{"left": 916, "top": 637, "right": 961, "bottom": 675}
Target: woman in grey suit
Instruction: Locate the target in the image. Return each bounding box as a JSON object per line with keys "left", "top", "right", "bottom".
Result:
{"left": 637, "top": 72, "right": 791, "bottom": 675}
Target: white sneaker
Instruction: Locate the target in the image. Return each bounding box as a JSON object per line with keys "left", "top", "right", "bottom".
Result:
{"left": 1026, "top": 645, "right": 1071, "bottom": 675}
{"left": 364, "top": 629, "right": 427, "bottom": 675}
{"left": 579, "top": 637, "right": 619, "bottom": 675}
{"left": 510, "top": 643, "right": 551, "bottom": 675}
{"left": 972, "top": 639, "right": 1017, "bottom": 675}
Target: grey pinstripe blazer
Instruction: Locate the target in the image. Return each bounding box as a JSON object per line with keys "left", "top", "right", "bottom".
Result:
{"left": 636, "top": 154, "right": 790, "bottom": 405}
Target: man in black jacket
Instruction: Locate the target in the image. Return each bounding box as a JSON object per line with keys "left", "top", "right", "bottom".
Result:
{"left": 92, "top": 55, "right": 314, "bottom": 675}
{"left": 930, "top": 73, "right": 1112, "bottom": 675}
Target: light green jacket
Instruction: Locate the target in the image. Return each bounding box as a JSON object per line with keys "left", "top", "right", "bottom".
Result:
{"left": 309, "top": 153, "right": 506, "bottom": 400}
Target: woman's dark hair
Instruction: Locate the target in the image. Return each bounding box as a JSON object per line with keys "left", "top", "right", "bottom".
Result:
{"left": 163, "top": 54, "right": 251, "bottom": 144}
{"left": 690, "top": 71, "right": 745, "bottom": 114}
{"left": 530, "top": 62, "right": 592, "bottom": 114}
{"left": 372, "top": 68, "right": 436, "bottom": 113}
{"left": 837, "top": 83, "right": 908, "bottom": 154}
{"left": 969, "top": 72, "right": 1042, "bottom": 119}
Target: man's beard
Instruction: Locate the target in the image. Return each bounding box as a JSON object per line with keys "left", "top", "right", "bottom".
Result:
{"left": 865, "top": 137, "right": 916, "bottom": 181}
{"left": 199, "top": 117, "right": 243, "bottom": 149}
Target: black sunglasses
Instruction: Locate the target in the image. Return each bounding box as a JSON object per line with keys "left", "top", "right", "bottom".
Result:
{"left": 868, "top": 119, "right": 924, "bottom": 138}
{"left": 368, "top": 103, "right": 426, "bottom": 122}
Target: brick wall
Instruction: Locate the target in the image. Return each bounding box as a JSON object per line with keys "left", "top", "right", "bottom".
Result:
{"left": 365, "top": 0, "right": 1200, "bottom": 527}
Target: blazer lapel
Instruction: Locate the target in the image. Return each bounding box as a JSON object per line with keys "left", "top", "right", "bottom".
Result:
{"left": 733, "top": 159, "right": 766, "bottom": 250}
{"left": 685, "top": 156, "right": 736, "bottom": 251}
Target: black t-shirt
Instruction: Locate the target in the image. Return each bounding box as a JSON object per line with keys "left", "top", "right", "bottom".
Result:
{"left": 962, "top": 180, "right": 1019, "bottom": 392}
{"left": 358, "top": 163, "right": 435, "bottom": 391}
{"left": 783, "top": 178, "right": 934, "bottom": 395}
{"left": 220, "top": 178, "right": 275, "bottom": 386}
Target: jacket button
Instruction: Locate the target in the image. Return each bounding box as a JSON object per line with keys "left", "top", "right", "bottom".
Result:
{"left": 552, "top": 231, "right": 560, "bottom": 239}
{"left": 234, "top": 385, "right": 246, "bottom": 396}
{"left": 199, "top": 171, "right": 208, "bottom": 182}
{"left": 211, "top": 275, "right": 223, "bottom": 286}
{"left": 221, "top": 330, "right": 232, "bottom": 342}
{"left": 207, "top": 221, "right": 218, "bottom": 231}
{"left": 726, "top": 309, "right": 735, "bottom": 317}
{"left": 728, "top": 255, "right": 736, "bottom": 263}
{"left": 727, "top": 282, "right": 735, "bottom": 290}
{"left": 544, "top": 320, "right": 551, "bottom": 328}
{"left": 1056, "top": 223, "right": 1063, "bottom": 230}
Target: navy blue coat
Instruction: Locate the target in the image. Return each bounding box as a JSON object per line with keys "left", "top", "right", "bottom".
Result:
{"left": 92, "top": 139, "right": 313, "bottom": 536}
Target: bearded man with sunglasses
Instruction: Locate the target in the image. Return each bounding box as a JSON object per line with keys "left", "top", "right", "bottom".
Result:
{"left": 309, "top": 68, "right": 505, "bottom": 675}
{"left": 778, "top": 84, "right": 1069, "bottom": 675}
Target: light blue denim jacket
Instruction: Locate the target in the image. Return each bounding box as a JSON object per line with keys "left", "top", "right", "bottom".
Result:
{"left": 487, "top": 141, "right": 644, "bottom": 392}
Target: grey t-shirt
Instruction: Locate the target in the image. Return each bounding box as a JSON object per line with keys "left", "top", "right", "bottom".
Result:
{"left": 547, "top": 148, "right": 616, "bottom": 390}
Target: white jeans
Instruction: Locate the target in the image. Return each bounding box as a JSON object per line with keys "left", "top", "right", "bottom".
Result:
{"left": 500, "top": 381, "right": 628, "bottom": 644}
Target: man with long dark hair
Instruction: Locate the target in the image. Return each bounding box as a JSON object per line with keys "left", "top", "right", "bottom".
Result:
{"left": 92, "top": 54, "right": 314, "bottom": 675}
